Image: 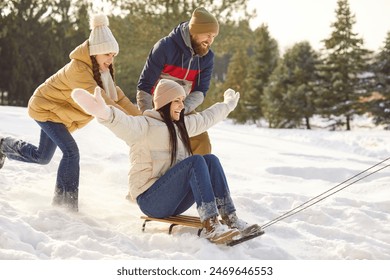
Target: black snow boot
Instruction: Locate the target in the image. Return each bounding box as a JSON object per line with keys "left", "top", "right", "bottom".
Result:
{"left": 0, "top": 138, "right": 6, "bottom": 169}
{"left": 64, "top": 189, "right": 79, "bottom": 212}
{"left": 52, "top": 185, "right": 65, "bottom": 206}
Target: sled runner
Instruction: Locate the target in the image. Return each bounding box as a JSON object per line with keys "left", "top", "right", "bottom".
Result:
{"left": 141, "top": 215, "right": 205, "bottom": 235}
{"left": 226, "top": 230, "right": 265, "bottom": 246}
{"left": 140, "top": 215, "right": 265, "bottom": 246}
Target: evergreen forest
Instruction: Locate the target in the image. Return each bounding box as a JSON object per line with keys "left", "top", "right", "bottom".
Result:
{"left": 1, "top": 0, "right": 390, "bottom": 130}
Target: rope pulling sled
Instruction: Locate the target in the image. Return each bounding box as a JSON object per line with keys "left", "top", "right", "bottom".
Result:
{"left": 261, "top": 156, "right": 390, "bottom": 229}
{"left": 141, "top": 156, "right": 390, "bottom": 245}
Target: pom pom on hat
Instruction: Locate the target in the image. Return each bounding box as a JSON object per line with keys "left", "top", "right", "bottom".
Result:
{"left": 88, "top": 14, "right": 119, "bottom": 56}
{"left": 153, "top": 79, "right": 186, "bottom": 110}
{"left": 189, "top": 7, "right": 219, "bottom": 35}
{"left": 90, "top": 14, "right": 109, "bottom": 29}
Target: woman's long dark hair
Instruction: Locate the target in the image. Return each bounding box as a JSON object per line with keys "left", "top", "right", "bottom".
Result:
{"left": 90, "top": 56, "right": 115, "bottom": 88}
{"left": 158, "top": 103, "right": 192, "bottom": 166}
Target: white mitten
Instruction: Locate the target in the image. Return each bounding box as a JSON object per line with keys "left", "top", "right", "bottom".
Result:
{"left": 71, "top": 87, "right": 111, "bottom": 120}
{"left": 223, "top": 88, "right": 240, "bottom": 111}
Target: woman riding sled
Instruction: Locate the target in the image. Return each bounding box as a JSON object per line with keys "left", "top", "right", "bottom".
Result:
{"left": 71, "top": 79, "right": 262, "bottom": 244}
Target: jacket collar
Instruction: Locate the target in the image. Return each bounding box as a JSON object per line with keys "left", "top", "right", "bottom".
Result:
{"left": 69, "top": 40, "right": 92, "bottom": 67}
{"left": 180, "top": 22, "right": 194, "bottom": 55}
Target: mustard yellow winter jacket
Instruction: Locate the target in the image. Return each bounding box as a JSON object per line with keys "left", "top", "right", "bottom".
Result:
{"left": 28, "top": 40, "right": 141, "bottom": 132}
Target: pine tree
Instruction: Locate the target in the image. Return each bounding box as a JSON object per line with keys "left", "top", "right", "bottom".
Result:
{"left": 0, "top": 0, "right": 52, "bottom": 105}
{"left": 369, "top": 32, "right": 390, "bottom": 128}
{"left": 0, "top": 0, "right": 90, "bottom": 106}
{"left": 261, "top": 61, "right": 288, "bottom": 128}
{"left": 282, "top": 42, "right": 319, "bottom": 129}
{"left": 222, "top": 47, "right": 251, "bottom": 123}
{"left": 317, "top": 0, "right": 371, "bottom": 130}
{"left": 262, "top": 42, "right": 319, "bottom": 128}
{"left": 245, "top": 24, "right": 279, "bottom": 124}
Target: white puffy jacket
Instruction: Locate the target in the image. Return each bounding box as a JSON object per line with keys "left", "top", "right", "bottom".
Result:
{"left": 99, "top": 102, "right": 232, "bottom": 200}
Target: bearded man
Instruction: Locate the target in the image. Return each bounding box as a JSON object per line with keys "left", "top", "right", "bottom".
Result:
{"left": 136, "top": 7, "right": 219, "bottom": 155}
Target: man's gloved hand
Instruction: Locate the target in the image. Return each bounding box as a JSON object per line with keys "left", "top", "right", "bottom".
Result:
{"left": 136, "top": 90, "right": 153, "bottom": 112}
{"left": 184, "top": 91, "right": 204, "bottom": 114}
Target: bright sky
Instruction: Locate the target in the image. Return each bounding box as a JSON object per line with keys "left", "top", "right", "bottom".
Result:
{"left": 248, "top": 0, "right": 390, "bottom": 52}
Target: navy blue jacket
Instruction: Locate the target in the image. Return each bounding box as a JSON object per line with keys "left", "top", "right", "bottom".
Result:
{"left": 137, "top": 21, "right": 215, "bottom": 96}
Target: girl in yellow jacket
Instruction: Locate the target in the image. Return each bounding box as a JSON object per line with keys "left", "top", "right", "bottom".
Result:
{"left": 0, "top": 14, "right": 140, "bottom": 211}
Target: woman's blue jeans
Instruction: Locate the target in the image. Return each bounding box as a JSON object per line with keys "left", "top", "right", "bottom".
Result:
{"left": 1, "top": 121, "right": 79, "bottom": 192}
{"left": 136, "top": 154, "right": 236, "bottom": 222}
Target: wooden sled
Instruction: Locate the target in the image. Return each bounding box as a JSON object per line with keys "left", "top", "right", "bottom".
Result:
{"left": 141, "top": 215, "right": 265, "bottom": 246}
{"left": 141, "top": 215, "right": 205, "bottom": 236}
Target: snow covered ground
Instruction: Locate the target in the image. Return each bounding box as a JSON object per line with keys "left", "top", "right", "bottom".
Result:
{"left": 1, "top": 105, "right": 390, "bottom": 262}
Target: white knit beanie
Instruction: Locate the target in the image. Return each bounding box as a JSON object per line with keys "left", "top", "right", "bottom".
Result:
{"left": 88, "top": 14, "right": 119, "bottom": 55}
{"left": 153, "top": 79, "right": 186, "bottom": 110}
